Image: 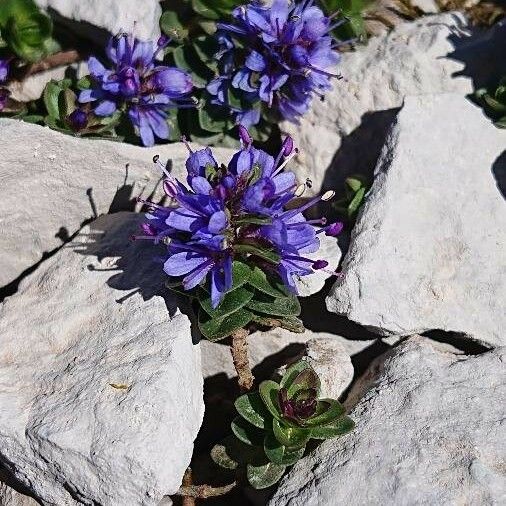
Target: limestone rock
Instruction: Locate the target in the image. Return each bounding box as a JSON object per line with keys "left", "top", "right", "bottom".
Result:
{"left": 270, "top": 336, "right": 506, "bottom": 506}
{"left": 35, "top": 0, "right": 162, "bottom": 41}
{"left": 0, "top": 212, "right": 204, "bottom": 506}
{"left": 0, "top": 483, "right": 39, "bottom": 506}
{"left": 0, "top": 119, "right": 235, "bottom": 288}
{"left": 282, "top": 13, "right": 503, "bottom": 194}
{"left": 327, "top": 93, "right": 506, "bottom": 348}
{"left": 303, "top": 338, "right": 354, "bottom": 399}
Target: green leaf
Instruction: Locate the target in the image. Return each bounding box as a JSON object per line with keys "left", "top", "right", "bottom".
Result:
{"left": 198, "top": 307, "right": 253, "bottom": 341}
{"left": 235, "top": 244, "right": 280, "bottom": 264}
{"left": 247, "top": 461, "right": 286, "bottom": 490}
{"left": 199, "top": 286, "right": 254, "bottom": 320}
{"left": 264, "top": 433, "right": 305, "bottom": 466}
{"left": 76, "top": 75, "right": 92, "bottom": 90}
{"left": 159, "top": 10, "right": 188, "bottom": 42}
{"left": 234, "top": 214, "right": 273, "bottom": 226}
{"left": 303, "top": 399, "right": 346, "bottom": 427}
{"left": 247, "top": 266, "right": 288, "bottom": 297}
{"left": 280, "top": 361, "right": 311, "bottom": 390}
{"left": 259, "top": 380, "right": 282, "bottom": 419}
{"left": 235, "top": 391, "right": 272, "bottom": 429}
{"left": 211, "top": 435, "right": 265, "bottom": 470}
{"left": 198, "top": 106, "right": 230, "bottom": 133}
{"left": 272, "top": 418, "right": 312, "bottom": 448}
{"left": 310, "top": 415, "right": 355, "bottom": 439}
{"left": 43, "top": 80, "right": 62, "bottom": 119}
{"left": 286, "top": 364, "right": 321, "bottom": 398}
{"left": 231, "top": 416, "right": 265, "bottom": 446}
{"left": 230, "top": 260, "right": 254, "bottom": 290}
{"left": 247, "top": 294, "right": 301, "bottom": 317}
{"left": 251, "top": 314, "right": 305, "bottom": 333}
{"left": 59, "top": 88, "right": 76, "bottom": 119}
{"left": 346, "top": 177, "right": 364, "bottom": 193}
{"left": 348, "top": 187, "right": 366, "bottom": 217}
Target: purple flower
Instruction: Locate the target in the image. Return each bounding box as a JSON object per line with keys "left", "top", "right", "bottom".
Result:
{"left": 207, "top": 0, "right": 343, "bottom": 126}
{"left": 137, "top": 127, "right": 342, "bottom": 308}
{"left": 79, "top": 34, "right": 194, "bottom": 146}
{"left": 67, "top": 109, "right": 88, "bottom": 131}
{"left": 0, "top": 59, "right": 9, "bottom": 83}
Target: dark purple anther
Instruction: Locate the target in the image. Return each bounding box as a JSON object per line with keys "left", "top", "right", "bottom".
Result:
{"left": 312, "top": 260, "right": 329, "bottom": 270}
{"left": 325, "top": 222, "right": 344, "bottom": 237}
{"left": 157, "top": 35, "right": 171, "bottom": 47}
{"left": 0, "top": 59, "right": 10, "bottom": 83}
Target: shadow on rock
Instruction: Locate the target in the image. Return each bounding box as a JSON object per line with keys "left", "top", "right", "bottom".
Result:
{"left": 320, "top": 108, "right": 401, "bottom": 196}
{"left": 492, "top": 150, "right": 506, "bottom": 199}
{"left": 72, "top": 212, "right": 179, "bottom": 317}
{"left": 446, "top": 17, "right": 506, "bottom": 89}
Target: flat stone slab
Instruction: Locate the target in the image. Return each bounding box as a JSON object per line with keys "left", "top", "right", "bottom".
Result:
{"left": 0, "top": 119, "right": 234, "bottom": 288}
{"left": 270, "top": 336, "right": 506, "bottom": 506}
{"left": 327, "top": 93, "right": 506, "bottom": 348}
{"left": 0, "top": 212, "right": 203, "bottom": 506}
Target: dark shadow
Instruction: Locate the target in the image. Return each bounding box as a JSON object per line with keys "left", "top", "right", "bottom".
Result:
{"left": 446, "top": 16, "right": 506, "bottom": 90}
{"left": 422, "top": 330, "right": 490, "bottom": 355}
{"left": 320, "top": 108, "right": 401, "bottom": 196}
{"left": 492, "top": 150, "right": 506, "bottom": 199}
{"left": 300, "top": 277, "right": 383, "bottom": 341}
{"left": 73, "top": 213, "right": 179, "bottom": 316}
{"left": 0, "top": 465, "right": 42, "bottom": 504}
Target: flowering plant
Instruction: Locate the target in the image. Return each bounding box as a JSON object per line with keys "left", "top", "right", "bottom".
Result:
{"left": 476, "top": 76, "right": 506, "bottom": 128}
{"left": 211, "top": 360, "right": 354, "bottom": 489}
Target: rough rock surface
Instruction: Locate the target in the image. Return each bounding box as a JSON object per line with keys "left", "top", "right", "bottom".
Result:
{"left": 270, "top": 336, "right": 506, "bottom": 506}
{"left": 303, "top": 338, "right": 354, "bottom": 399}
{"left": 283, "top": 13, "right": 504, "bottom": 194}
{"left": 0, "top": 119, "right": 235, "bottom": 288}
{"left": 0, "top": 212, "right": 203, "bottom": 506}
{"left": 327, "top": 93, "right": 506, "bottom": 347}
{"left": 0, "top": 483, "right": 39, "bottom": 506}
{"left": 35, "top": 0, "right": 162, "bottom": 41}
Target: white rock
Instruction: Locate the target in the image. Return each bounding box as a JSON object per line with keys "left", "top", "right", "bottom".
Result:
{"left": 303, "top": 338, "right": 354, "bottom": 399}
{"left": 0, "top": 119, "right": 235, "bottom": 288}
{"left": 283, "top": 13, "right": 476, "bottom": 194}
{"left": 327, "top": 93, "right": 506, "bottom": 348}
{"left": 201, "top": 326, "right": 380, "bottom": 382}
{"left": 0, "top": 212, "right": 204, "bottom": 506}
{"left": 35, "top": 0, "right": 162, "bottom": 41}
{"left": 270, "top": 336, "right": 506, "bottom": 506}
{"left": 295, "top": 233, "right": 341, "bottom": 297}
{"left": 0, "top": 483, "right": 39, "bottom": 506}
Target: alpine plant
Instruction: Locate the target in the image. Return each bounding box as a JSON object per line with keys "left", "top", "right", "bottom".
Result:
{"left": 207, "top": 0, "right": 345, "bottom": 127}
{"left": 136, "top": 126, "right": 343, "bottom": 341}
{"left": 79, "top": 34, "right": 195, "bottom": 146}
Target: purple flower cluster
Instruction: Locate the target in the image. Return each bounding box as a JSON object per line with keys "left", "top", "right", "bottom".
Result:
{"left": 79, "top": 34, "right": 194, "bottom": 146}
{"left": 0, "top": 59, "right": 11, "bottom": 112}
{"left": 207, "top": 0, "right": 343, "bottom": 127}
{"left": 137, "top": 126, "right": 343, "bottom": 308}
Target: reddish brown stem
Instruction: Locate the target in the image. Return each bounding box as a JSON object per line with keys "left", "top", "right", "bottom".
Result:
{"left": 230, "top": 328, "right": 254, "bottom": 392}
{"left": 176, "top": 468, "right": 236, "bottom": 502}
{"left": 13, "top": 50, "right": 84, "bottom": 81}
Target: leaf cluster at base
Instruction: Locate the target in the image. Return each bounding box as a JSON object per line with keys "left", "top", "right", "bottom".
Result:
{"left": 211, "top": 360, "right": 355, "bottom": 489}
{"left": 168, "top": 259, "right": 305, "bottom": 342}
{"left": 476, "top": 77, "right": 506, "bottom": 128}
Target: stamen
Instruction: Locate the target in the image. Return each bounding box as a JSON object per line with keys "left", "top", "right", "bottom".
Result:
{"left": 272, "top": 148, "right": 299, "bottom": 176}
{"left": 181, "top": 136, "right": 193, "bottom": 153}
{"left": 153, "top": 155, "right": 172, "bottom": 179}
{"left": 294, "top": 184, "right": 306, "bottom": 197}
{"left": 238, "top": 125, "right": 253, "bottom": 147}
{"left": 312, "top": 260, "right": 329, "bottom": 270}
{"left": 321, "top": 190, "right": 336, "bottom": 201}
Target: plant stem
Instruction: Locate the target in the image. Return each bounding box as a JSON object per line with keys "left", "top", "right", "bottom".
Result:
{"left": 230, "top": 328, "right": 254, "bottom": 392}
{"left": 177, "top": 468, "right": 236, "bottom": 501}
{"left": 181, "top": 469, "right": 195, "bottom": 506}
{"left": 13, "top": 50, "right": 84, "bottom": 81}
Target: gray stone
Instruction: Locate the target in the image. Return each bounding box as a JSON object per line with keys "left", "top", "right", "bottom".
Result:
{"left": 0, "top": 212, "right": 203, "bottom": 506}
{"left": 0, "top": 483, "right": 39, "bottom": 506}
{"left": 282, "top": 13, "right": 501, "bottom": 195}
{"left": 270, "top": 336, "right": 506, "bottom": 506}
{"left": 0, "top": 119, "right": 235, "bottom": 287}
{"left": 327, "top": 93, "right": 506, "bottom": 348}
{"left": 35, "top": 0, "right": 162, "bottom": 41}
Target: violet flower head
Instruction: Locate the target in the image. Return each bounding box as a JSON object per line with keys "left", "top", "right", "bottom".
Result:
{"left": 136, "top": 127, "right": 343, "bottom": 308}
{"left": 79, "top": 34, "right": 194, "bottom": 146}
{"left": 207, "top": 0, "right": 344, "bottom": 127}
{"left": 0, "top": 59, "right": 11, "bottom": 112}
